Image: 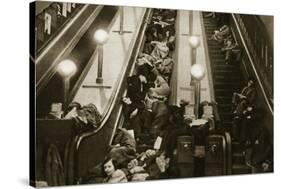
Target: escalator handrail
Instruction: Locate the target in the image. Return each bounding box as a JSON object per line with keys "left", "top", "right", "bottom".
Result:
{"left": 108, "top": 12, "right": 153, "bottom": 145}
{"left": 74, "top": 8, "right": 153, "bottom": 151}
{"left": 200, "top": 13, "right": 216, "bottom": 103}
{"left": 36, "top": 5, "right": 104, "bottom": 95}
{"left": 36, "top": 4, "right": 91, "bottom": 63}
{"left": 232, "top": 14, "right": 273, "bottom": 115}
{"left": 224, "top": 131, "right": 232, "bottom": 174}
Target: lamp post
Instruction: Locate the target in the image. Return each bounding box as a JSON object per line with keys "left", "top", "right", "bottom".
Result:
{"left": 188, "top": 35, "right": 201, "bottom": 118}
{"left": 113, "top": 7, "right": 132, "bottom": 35}
{"left": 57, "top": 59, "right": 77, "bottom": 108}
{"left": 190, "top": 63, "right": 205, "bottom": 119}
{"left": 94, "top": 29, "right": 109, "bottom": 84}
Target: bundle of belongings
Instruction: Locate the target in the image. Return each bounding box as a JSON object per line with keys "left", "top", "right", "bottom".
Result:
{"left": 64, "top": 102, "right": 102, "bottom": 130}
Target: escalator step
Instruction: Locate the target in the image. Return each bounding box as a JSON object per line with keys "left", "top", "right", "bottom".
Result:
{"left": 218, "top": 113, "right": 233, "bottom": 121}
{"left": 232, "top": 141, "right": 245, "bottom": 153}
{"left": 233, "top": 152, "right": 246, "bottom": 165}
{"left": 218, "top": 104, "right": 232, "bottom": 112}
{"left": 232, "top": 164, "right": 252, "bottom": 174}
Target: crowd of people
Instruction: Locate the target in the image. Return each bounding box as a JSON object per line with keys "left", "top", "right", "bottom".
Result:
{"left": 44, "top": 10, "right": 273, "bottom": 184}
{"left": 79, "top": 11, "right": 273, "bottom": 183}
{"left": 79, "top": 8, "right": 184, "bottom": 184}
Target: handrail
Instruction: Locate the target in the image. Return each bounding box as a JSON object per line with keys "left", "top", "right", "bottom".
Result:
{"left": 200, "top": 13, "right": 216, "bottom": 103}
{"left": 224, "top": 132, "right": 232, "bottom": 175}
{"left": 67, "top": 6, "right": 121, "bottom": 106}
{"left": 36, "top": 4, "right": 89, "bottom": 63}
{"left": 36, "top": 4, "right": 84, "bottom": 56}
{"left": 108, "top": 9, "right": 153, "bottom": 145}
{"left": 66, "top": 9, "right": 152, "bottom": 183}
{"left": 232, "top": 14, "right": 273, "bottom": 98}
{"left": 232, "top": 14, "right": 273, "bottom": 115}
{"left": 36, "top": 5, "right": 103, "bottom": 95}
{"left": 75, "top": 8, "right": 152, "bottom": 151}
{"left": 200, "top": 12, "right": 221, "bottom": 122}
{"left": 167, "top": 10, "right": 180, "bottom": 105}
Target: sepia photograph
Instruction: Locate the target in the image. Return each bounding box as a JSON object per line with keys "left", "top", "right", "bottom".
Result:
{"left": 29, "top": 0, "right": 274, "bottom": 188}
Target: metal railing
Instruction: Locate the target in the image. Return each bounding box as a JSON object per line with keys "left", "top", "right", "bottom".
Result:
{"left": 232, "top": 14, "right": 273, "bottom": 114}
{"left": 233, "top": 14, "right": 273, "bottom": 98}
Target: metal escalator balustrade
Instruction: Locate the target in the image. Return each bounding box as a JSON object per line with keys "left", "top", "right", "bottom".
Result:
{"left": 66, "top": 8, "right": 153, "bottom": 184}
{"left": 36, "top": 6, "right": 117, "bottom": 117}
{"left": 35, "top": 3, "right": 84, "bottom": 56}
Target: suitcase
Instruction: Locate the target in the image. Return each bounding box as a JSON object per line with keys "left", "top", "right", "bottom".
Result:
{"left": 176, "top": 135, "right": 194, "bottom": 177}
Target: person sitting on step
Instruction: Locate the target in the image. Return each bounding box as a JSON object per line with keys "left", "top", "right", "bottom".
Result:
{"left": 209, "top": 24, "right": 230, "bottom": 43}
{"left": 221, "top": 39, "right": 238, "bottom": 64}
{"left": 232, "top": 79, "right": 256, "bottom": 114}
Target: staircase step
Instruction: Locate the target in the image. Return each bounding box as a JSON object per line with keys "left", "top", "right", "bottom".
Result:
{"left": 205, "top": 29, "right": 218, "bottom": 33}
{"left": 232, "top": 152, "right": 246, "bottom": 164}
{"left": 211, "top": 59, "right": 229, "bottom": 64}
{"left": 215, "top": 81, "right": 240, "bottom": 89}
{"left": 208, "top": 49, "right": 224, "bottom": 53}
{"left": 214, "top": 77, "right": 242, "bottom": 84}
{"left": 222, "top": 121, "right": 232, "bottom": 129}
{"left": 207, "top": 41, "right": 224, "bottom": 46}
{"left": 207, "top": 43, "right": 223, "bottom": 48}
{"left": 214, "top": 69, "right": 240, "bottom": 74}
{"left": 232, "top": 141, "right": 245, "bottom": 153}
{"left": 232, "top": 164, "right": 252, "bottom": 174}
{"left": 203, "top": 21, "right": 218, "bottom": 25}
{"left": 215, "top": 91, "right": 234, "bottom": 97}
{"left": 210, "top": 54, "right": 225, "bottom": 59}
{"left": 218, "top": 112, "right": 233, "bottom": 121}
{"left": 218, "top": 104, "right": 232, "bottom": 112}
{"left": 215, "top": 96, "right": 232, "bottom": 104}
{"left": 214, "top": 68, "right": 240, "bottom": 75}
{"left": 214, "top": 65, "right": 240, "bottom": 72}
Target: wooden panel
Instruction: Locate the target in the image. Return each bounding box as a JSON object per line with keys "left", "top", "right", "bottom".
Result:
{"left": 35, "top": 119, "right": 76, "bottom": 181}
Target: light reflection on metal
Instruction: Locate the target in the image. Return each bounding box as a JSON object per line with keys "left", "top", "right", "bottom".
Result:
{"left": 190, "top": 64, "right": 205, "bottom": 119}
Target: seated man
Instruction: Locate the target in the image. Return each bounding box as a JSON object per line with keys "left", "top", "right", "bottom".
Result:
{"left": 232, "top": 79, "right": 256, "bottom": 114}
{"left": 123, "top": 70, "right": 151, "bottom": 120}
{"left": 149, "top": 75, "right": 171, "bottom": 101}
{"left": 221, "top": 39, "right": 238, "bottom": 64}
{"left": 108, "top": 128, "right": 137, "bottom": 168}
{"left": 209, "top": 25, "right": 230, "bottom": 43}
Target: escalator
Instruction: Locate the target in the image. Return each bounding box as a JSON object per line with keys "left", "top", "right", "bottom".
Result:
{"left": 202, "top": 12, "right": 273, "bottom": 174}
{"left": 64, "top": 9, "right": 153, "bottom": 185}
{"left": 33, "top": 8, "right": 273, "bottom": 187}
{"left": 31, "top": 5, "right": 126, "bottom": 186}
{"left": 36, "top": 5, "right": 119, "bottom": 117}
{"left": 72, "top": 9, "right": 231, "bottom": 183}
{"left": 203, "top": 12, "right": 251, "bottom": 175}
